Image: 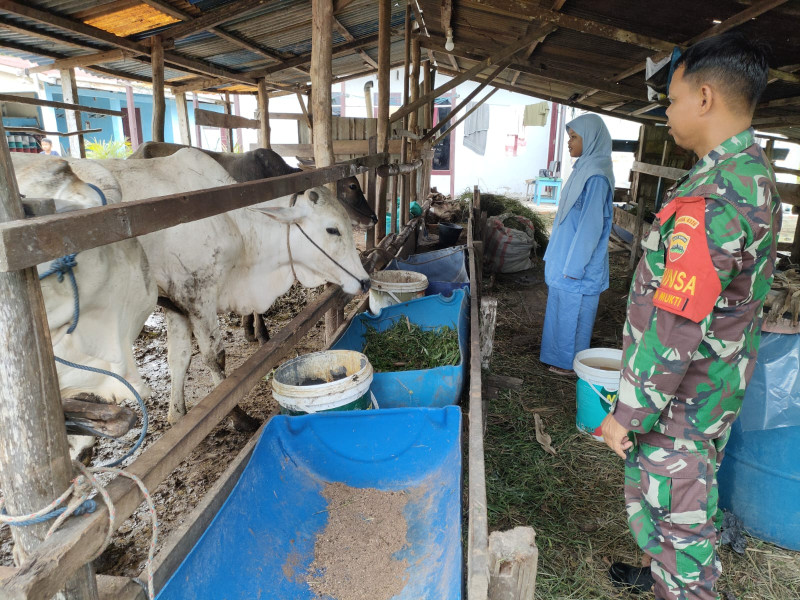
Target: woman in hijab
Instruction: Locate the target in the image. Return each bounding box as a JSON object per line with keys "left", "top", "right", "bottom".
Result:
{"left": 540, "top": 113, "right": 615, "bottom": 375}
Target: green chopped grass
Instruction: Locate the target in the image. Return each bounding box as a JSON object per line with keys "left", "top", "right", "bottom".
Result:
{"left": 363, "top": 318, "right": 460, "bottom": 372}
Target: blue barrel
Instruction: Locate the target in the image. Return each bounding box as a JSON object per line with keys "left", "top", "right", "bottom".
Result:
{"left": 717, "top": 420, "right": 800, "bottom": 550}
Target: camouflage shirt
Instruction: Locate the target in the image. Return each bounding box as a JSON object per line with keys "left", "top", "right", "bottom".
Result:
{"left": 612, "top": 128, "right": 782, "bottom": 440}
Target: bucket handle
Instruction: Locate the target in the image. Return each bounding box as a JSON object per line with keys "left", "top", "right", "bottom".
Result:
{"left": 386, "top": 290, "right": 403, "bottom": 304}
{"left": 370, "top": 391, "right": 380, "bottom": 410}
{"left": 588, "top": 382, "right": 616, "bottom": 407}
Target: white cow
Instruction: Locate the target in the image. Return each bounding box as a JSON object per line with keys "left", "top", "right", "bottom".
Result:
{"left": 65, "top": 149, "right": 370, "bottom": 427}
{"left": 11, "top": 155, "right": 157, "bottom": 455}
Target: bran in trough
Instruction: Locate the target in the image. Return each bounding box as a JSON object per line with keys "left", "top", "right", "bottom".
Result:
{"left": 307, "top": 482, "right": 409, "bottom": 600}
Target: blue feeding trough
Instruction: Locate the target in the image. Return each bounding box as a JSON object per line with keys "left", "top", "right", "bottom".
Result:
{"left": 387, "top": 246, "right": 470, "bottom": 297}
{"left": 332, "top": 290, "right": 469, "bottom": 408}
{"left": 156, "top": 407, "right": 463, "bottom": 600}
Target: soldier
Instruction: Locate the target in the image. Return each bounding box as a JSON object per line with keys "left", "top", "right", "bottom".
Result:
{"left": 601, "top": 33, "right": 781, "bottom": 600}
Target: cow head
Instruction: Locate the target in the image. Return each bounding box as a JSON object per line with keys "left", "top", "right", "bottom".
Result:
{"left": 252, "top": 186, "right": 370, "bottom": 295}
{"left": 11, "top": 155, "right": 108, "bottom": 211}
{"left": 336, "top": 176, "right": 378, "bottom": 228}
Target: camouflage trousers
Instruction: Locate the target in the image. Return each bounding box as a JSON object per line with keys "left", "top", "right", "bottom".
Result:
{"left": 625, "top": 430, "right": 730, "bottom": 600}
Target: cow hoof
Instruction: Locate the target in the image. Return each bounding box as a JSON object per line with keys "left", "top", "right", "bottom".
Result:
{"left": 228, "top": 406, "right": 260, "bottom": 433}
{"left": 256, "top": 332, "right": 270, "bottom": 345}
{"left": 244, "top": 329, "right": 258, "bottom": 343}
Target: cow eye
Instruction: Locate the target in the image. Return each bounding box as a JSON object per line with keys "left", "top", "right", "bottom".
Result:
{"left": 349, "top": 183, "right": 357, "bottom": 190}
{"left": 326, "top": 227, "right": 341, "bottom": 236}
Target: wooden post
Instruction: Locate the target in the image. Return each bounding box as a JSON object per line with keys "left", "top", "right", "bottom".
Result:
{"left": 390, "top": 174, "right": 399, "bottom": 234}
{"left": 375, "top": 0, "right": 391, "bottom": 243}
{"left": 223, "top": 93, "right": 234, "bottom": 151}
{"left": 59, "top": 68, "right": 85, "bottom": 158}
{"left": 422, "top": 61, "right": 432, "bottom": 130}
{"left": 175, "top": 92, "right": 191, "bottom": 145}
{"left": 192, "top": 93, "right": 202, "bottom": 149}
{"left": 124, "top": 84, "right": 140, "bottom": 150}
{"left": 0, "top": 122, "right": 99, "bottom": 599}
{"left": 151, "top": 35, "right": 165, "bottom": 143}
{"left": 401, "top": 2, "right": 412, "bottom": 227}
{"left": 409, "top": 37, "right": 421, "bottom": 210}
{"left": 628, "top": 126, "right": 648, "bottom": 270}
{"left": 233, "top": 94, "right": 243, "bottom": 152}
{"left": 366, "top": 135, "right": 377, "bottom": 250}
{"left": 792, "top": 215, "right": 800, "bottom": 265}
{"left": 257, "top": 79, "right": 271, "bottom": 149}
{"left": 488, "top": 527, "right": 538, "bottom": 600}
{"left": 428, "top": 63, "right": 437, "bottom": 132}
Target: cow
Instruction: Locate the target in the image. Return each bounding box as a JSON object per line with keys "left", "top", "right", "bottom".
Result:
{"left": 11, "top": 154, "right": 158, "bottom": 458}
{"left": 66, "top": 149, "right": 370, "bottom": 429}
{"left": 129, "top": 142, "right": 377, "bottom": 345}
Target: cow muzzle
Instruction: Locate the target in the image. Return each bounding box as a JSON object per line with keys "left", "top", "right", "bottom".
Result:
{"left": 359, "top": 278, "right": 371, "bottom": 293}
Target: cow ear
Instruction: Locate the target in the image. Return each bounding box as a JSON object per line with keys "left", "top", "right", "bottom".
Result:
{"left": 307, "top": 190, "right": 319, "bottom": 204}
{"left": 249, "top": 204, "right": 309, "bottom": 223}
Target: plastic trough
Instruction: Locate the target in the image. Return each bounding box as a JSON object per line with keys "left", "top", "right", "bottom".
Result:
{"left": 156, "top": 407, "right": 462, "bottom": 599}
{"left": 331, "top": 289, "right": 470, "bottom": 408}
{"left": 386, "top": 246, "right": 470, "bottom": 297}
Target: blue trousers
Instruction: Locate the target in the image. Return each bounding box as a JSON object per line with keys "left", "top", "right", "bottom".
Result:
{"left": 540, "top": 287, "right": 600, "bottom": 370}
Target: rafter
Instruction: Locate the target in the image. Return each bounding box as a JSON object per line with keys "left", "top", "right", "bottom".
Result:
{"left": 26, "top": 49, "right": 138, "bottom": 74}
{"left": 159, "top": 0, "right": 275, "bottom": 41}
{"left": 0, "top": 0, "right": 256, "bottom": 85}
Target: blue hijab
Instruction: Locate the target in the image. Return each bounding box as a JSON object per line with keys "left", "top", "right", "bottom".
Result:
{"left": 555, "top": 114, "right": 615, "bottom": 224}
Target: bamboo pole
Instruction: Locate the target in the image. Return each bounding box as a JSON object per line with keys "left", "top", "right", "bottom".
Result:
{"left": 59, "top": 68, "right": 85, "bottom": 158}
{"left": 375, "top": 0, "right": 391, "bottom": 243}
{"left": 257, "top": 79, "right": 271, "bottom": 149}
{"left": 0, "top": 121, "right": 99, "bottom": 600}
{"left": 151, "top": 35, "right": 165, "bottom": 143}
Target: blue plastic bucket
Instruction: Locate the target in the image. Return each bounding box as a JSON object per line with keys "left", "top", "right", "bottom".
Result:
{"left": 573, "top": 348, "right": 622, "bottom": 441}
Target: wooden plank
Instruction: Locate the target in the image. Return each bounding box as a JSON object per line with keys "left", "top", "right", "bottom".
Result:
{"left": 257, "top": 79, "right": 271, "bottom": 149}
{"left": 3, "top": 126, "right": 101, "bottom": 137}
{"left": 296, "top": 92, "right": 312, "bottom": 131}
{"left": 174, "top": 92, "right": 191, "bottom": 145}
{"left": 467, "top": 209, "right": 490, "bottom": 600}
{"left": 59, "top": 68, "right": 85, "bottom": 159}
{"left": 271, "top": 139, "right": 401, "bottom": 157}
{"left": 630, "top": 160, "right": 686, "bottom": 181}
{"left": 0, "top": 120, "right": 98, "bottom": 600}
{"left": 479, "top": 297, "right": 498, "bottom": 369}
{"left": 391, "top": 25, "right": 553, "bottom": 124}
{"left": 151, "top": 36, "right": 165, "bottom": 143}
{"left": 26, "top": 49, "right": 138, "bottom": 74}
{"left": 0, "top": 153, "right": 386, "bottom": 273}
{"left": 0, "top": 285, "right": 346, "bottom": 600}
{"left": 488, "top": 528, "right": 538, "bottom": 600}
{"left": 0, "top": 569, "right": 143, "bottom": 600}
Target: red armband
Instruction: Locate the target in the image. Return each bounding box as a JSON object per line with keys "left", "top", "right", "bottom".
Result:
{"left": 652, "top": 197, "right": 721, "bottom": 323}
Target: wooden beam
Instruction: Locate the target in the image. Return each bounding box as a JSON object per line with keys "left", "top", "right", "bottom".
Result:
{"left": 151, "top": 36, "right": 166, "bottom": 143}
{"left": 509, "top": 21, "right": 557, "bottom": 85}
{"left": 60, "top": 68, "right": 86, "bottom": 158}
{"left": 431, "top": 88, "right": 498, "bottom": 147}
{"left": 0, "top": 93, "right": 124, "bottom": 117}
{"left": 631, "top": 160, "right": 687, "bottom": 181}
{"left": 296, "top": 92, "right": 311, "bottom": 130}
{"left": 759, "top": 96, "right": 800, "bottom": 109}
{"left": 0, "top": 119, "right": 99, "bottom": 600}
{"left": 312, "top": 0, "right": 336, "bottom": 175}
{"left": 0, "top": 284, "right": 347, "bottom": 600}
{"left": 0, "top": 154, "right": 386, "bottom": 273}
{"left": 421, "top": 61, "right": 508, "bottom": 143}
{"left": 26, "top": 49, "right": 137, "bottom": 74}
{"left": 376, "top": 0, "right": 391, "bottom": 243}
{"left": 175, "top": 92, "right": 191, "bottom": 145}
{"left": 257, "top": 79, "right": 271, "bottom": 149}
{"left": 5, "top": 126, "right": 101, "bottom": 138}
{"left": 161, "top": 0, "right": 274, "bottom": 41}
{"left": 272, "top": 139, "right": 402, "bottom": 157}
{"left": 392, "top": 25, "right": 553, "bottom": 124}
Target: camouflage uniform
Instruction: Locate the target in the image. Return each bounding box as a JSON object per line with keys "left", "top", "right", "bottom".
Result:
{"left": 611, "top": 129, "right": 782, "bottom": 599}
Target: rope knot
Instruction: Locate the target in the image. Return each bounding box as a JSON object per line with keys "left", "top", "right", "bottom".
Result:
{"left": 50, "top": 254, "right": 78, "bottom": 282}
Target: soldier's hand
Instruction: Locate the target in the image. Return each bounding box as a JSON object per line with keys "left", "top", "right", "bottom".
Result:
{"left": 601, "top": 413, "right": 632, "bottom": 459}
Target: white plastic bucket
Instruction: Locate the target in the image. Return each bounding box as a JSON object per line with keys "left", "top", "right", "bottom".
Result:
{"left": 368, "top": 269, "right": 428, "bottom": 314}
{"left": 573, "top": 348, "right": 623, "bottom": 441}
{"left": 272, "top": 350, "right": 375, "bottom": 415}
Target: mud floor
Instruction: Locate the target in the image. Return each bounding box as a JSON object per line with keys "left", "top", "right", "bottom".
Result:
{"left": 0, "top": 282, "right": 364, "bottom": 578}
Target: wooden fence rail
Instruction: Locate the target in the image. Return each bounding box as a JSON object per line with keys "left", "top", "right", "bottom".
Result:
{"left": 0, "top": 153, "right": 387, "bottom": 272}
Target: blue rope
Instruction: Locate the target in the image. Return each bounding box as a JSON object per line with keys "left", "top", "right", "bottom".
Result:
{"left": 39, "top": 254, "right": 79, "bottom": 334}
{"left": 86, "top": 183, "right": 107, "bottom": 206}
{"left": 1, "top": 500, "right": 97, "bottom": 526}
{"left": 54, "top": 356, "right": 149, "bottom": 469}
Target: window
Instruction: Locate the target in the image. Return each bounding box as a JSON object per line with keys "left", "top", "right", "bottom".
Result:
{"left": 432, "top": 105, "right": 452, "bottom": 171}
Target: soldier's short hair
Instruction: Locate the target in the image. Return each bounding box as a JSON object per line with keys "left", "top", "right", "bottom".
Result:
{"left": 675, "top": 32, "right": 770, "bottom": 113}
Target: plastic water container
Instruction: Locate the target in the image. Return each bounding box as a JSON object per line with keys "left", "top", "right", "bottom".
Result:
{"left": 573, "top": 348, "right": 623, "bottom": 441}
{"left": 369, "top": 269, "right": 428, "bottom": 314}
{"left": 437, "top": 223, "right": 463, "bottom": 247}
{"left": 272, "top": 350, "right": 374, "bottom": 415}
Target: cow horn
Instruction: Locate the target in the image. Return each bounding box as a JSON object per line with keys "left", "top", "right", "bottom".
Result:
{"left": 307, "top": 190, "right": 319, "bottom": 204}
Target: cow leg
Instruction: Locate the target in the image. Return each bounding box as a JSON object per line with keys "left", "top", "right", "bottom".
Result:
{"left": 165, "top": 309, "right": 193, "bottom": 425}
{"left": 190, "top": 311, "right": 260, "bottom": 433}
{"left": 242, "top": 312, "right": 257, "bottom": 342}
{"left": 254, "top": 313, "right": 270, "bottom": 345}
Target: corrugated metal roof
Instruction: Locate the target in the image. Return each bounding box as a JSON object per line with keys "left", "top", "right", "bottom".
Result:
{"left": 84, "top": 4, "right": 179, "bottom": 37}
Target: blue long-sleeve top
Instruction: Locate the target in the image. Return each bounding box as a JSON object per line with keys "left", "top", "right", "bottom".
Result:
{"left": 543, "top": 174, "right": 613, "bottom": 295}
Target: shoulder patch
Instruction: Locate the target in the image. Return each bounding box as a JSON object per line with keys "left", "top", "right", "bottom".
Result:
{"left": 653, "top": 196, "right": 721, "bottom": 323}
